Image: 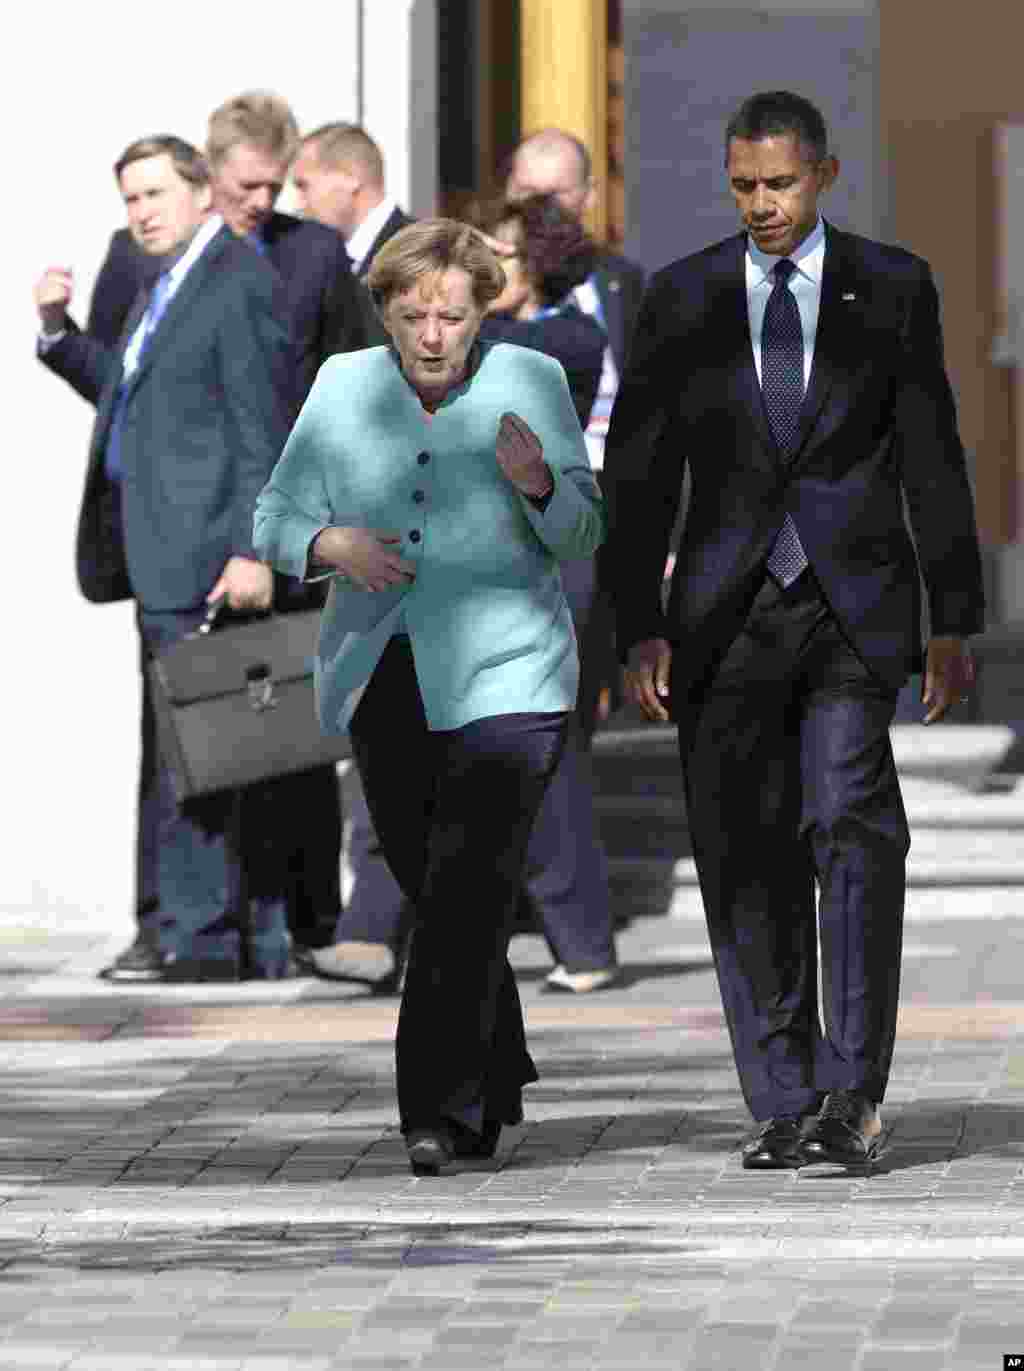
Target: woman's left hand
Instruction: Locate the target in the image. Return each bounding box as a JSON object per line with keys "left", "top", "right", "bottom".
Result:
{"left": 497, "top": 411, "right": 553, "bottom": 498}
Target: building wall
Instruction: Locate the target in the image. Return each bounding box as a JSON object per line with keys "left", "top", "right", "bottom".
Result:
{"left": 622, "top": 1, "right": 881, "bottom": 273}
{"left": 0, "top": 1, "right": 435, "bottom": 927}
{"left": 880, "top": 0, "right": 1024, "bottom": 614}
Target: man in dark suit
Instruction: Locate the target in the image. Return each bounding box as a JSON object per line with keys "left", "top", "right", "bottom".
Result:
{"left": 285, "top": 121, "right": 418, "bottom": 990}
{"left": 40, "top": 93, "right": 363, "bottom": 982}
{"left": 36, "top": 135, "right": 297, "bottom": 981}
{"left": 292, "top": 123, "right": 412, "bottom": 280}
{"left": 292, "top": 123, "right": 413, "bottom": 351}
{"left": 49, "top": 92, "right": 365, "bottom": 402}
{"left": 603, "top": 92, "right": 985, "bottom": 1169}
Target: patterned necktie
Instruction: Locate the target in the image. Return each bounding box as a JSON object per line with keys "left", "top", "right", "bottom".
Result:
{"left": 762, "top": 258, "right": 809, "bottom": 586}
{"left": 104, "top": 273, "right": 173, "bottom": 482}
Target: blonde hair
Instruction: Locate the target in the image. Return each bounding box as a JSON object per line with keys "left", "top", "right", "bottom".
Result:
{"left": 367, "top": 219, "right": 506, "bottom": 313}
{"left": 206, "top": 90, "right": 299, "bottom": 168}
{"left": 303, "top": 122, "right": 384, "bottom": 187}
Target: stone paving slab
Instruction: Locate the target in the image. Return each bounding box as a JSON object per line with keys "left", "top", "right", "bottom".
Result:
{"left": 3, "top": 727, "right": 1024, "bottom": 1367}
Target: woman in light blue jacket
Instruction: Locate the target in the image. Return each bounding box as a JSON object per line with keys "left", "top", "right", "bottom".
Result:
{"left": 254, "top": 220, "right": 605, "bottom": 1174}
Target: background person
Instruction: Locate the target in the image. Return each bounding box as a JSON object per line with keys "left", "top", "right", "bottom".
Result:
{"left": 603, "top": 90, "right": 985, "bottom": 1171}
{"left": 254, "top": 220, "right": 605, "bottom": 1172}
{"left": 291, "top": 120, "right": 417, "bottom": 992}
{"left": 36, "top": 136, "right": 296, "bottom": 981}
{"left": 37, "top": 93, "right": 363, "bottom": 982}
{"left": 480, "top": 193, "right": 618, "bottom": 993}
{"left": 505, "top": 129, "right": 646, "bottom": 743}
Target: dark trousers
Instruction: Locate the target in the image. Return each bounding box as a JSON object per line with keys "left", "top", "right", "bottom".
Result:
{"left": 679, "top": 573, "right": 909, "bottom": 1121}
{"left": 340, "top": 558, "right": 615, "bottom": 975}
{"left": 521, "top": 555, "right": 615, "bottom": 972}
{"left": 137, "top": 608, "right": 341, "bottom": 974}
{"left": 349, "top": 636, "right": 568, "bottom": 1133}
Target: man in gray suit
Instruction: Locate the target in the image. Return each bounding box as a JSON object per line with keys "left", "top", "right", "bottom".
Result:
{"left": 36, "top": 135, "right": 296, "bottom": 980}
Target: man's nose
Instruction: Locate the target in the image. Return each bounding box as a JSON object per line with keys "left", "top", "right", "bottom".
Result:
{"left": 422, "top": 320, "right": 443, "bottom": 349}
{"left": 750, "top": 186, "right": 773, "bottom": 217}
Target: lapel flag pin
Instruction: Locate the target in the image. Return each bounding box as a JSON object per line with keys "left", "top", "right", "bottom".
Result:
{"left": 608, "top": 278, "right": 621, "bottom": 292}
{"left": 842, "top": 292, "right": 856, "bottom": 301}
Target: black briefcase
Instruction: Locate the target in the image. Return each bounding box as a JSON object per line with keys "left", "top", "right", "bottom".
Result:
{"left": 147, "top": 606, "right": 349, "bottom": 803}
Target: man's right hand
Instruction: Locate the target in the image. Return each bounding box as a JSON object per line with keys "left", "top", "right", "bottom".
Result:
{"left": 312, "top": 527, "right": 417, "bottom": 593}
{"left": 35, "top": 266, "right": 73, "bottom": 334}
{"left": 624, "top": 637, "right": 673, "bottom": 722}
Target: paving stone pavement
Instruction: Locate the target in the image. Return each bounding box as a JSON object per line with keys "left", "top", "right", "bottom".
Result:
{"left": 1, "top": 728, "right": 1023, "bottom": 1369}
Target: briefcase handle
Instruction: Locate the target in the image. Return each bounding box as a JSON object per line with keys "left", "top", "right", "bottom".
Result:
{"left": 190, "top": 594, "right": 229, "bottom": 639}
{"left": 186, "top": 594, "right": 278, "bottom": 711}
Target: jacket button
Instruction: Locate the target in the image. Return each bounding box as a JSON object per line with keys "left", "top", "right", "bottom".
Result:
{"left": 409, "top": 530, "right": 422, "bottom": 543}
{"left": 413, "top": 490, "right": 425, "bottom": 504}
{"left": 417, "top": 451, "right": 430, "bottom": 465}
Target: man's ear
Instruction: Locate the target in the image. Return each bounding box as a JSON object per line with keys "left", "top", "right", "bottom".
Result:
{"left": 198, "top": 184, "right": 214, "bottom": 213}
{"left": 582, "top": 179, "right": 598, "bottom": 215}
{"left": 818, "top": 156, "right": 840, "bottom": 194}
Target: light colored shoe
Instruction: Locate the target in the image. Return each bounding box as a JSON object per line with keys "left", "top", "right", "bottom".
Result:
{"left": 310, "top": 940, "right": 398, "bottom": 987}
{"left": 543, "top": 964, "right": 620, "bottom": 994}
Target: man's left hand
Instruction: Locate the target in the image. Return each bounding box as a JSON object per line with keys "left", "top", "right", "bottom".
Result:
{"left": 922, "top": 635, "right": 976, "bottom": 724}
{"left": 208, "top": 557, "right": 274, "bottom": 612}
{"left": 496, "top": 411, "right": 552, "bottom": 498}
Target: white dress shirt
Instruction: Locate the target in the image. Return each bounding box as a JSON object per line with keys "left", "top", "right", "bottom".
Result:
{"left": 120, "top": 214, "right": 224, "bottom": 379}
{"left": 345, "top": 196, "right": 397, "bottom": 275}
{"left": 571, "top": 275, "right": 619, "bottom": 471}
{"left": 745, "top": 215, "right": 825, "bottom": 389}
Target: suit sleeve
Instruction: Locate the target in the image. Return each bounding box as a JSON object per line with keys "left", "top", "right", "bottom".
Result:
{"left": 514, "top": 356, "right": 606, "bottom": 560}
{"left": 87, "top": 231, "right": 145, "bottom": 347}
{"left": 37, "top": 323, "right": 118, "bottom": 407}
{"left": 253, "top": 361, "right": 343, "bottom": 581}
{"left": 896, "top": 265, "right": 986, "bottom": 637}
{"left": 321, "top": 238, "right": 369, "bottom": 360}
{"left": 217, "top": 272, "right": 298, "bottom": 563}
{"left": 601, "top": 276, "right": 687, "bottom": 657}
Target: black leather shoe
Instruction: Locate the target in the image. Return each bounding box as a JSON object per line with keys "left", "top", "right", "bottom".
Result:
{"left": 741, "top": 1115, "right": 812, "bottom": 1170}
{"left": 800, "top": 1089, "right": 882, "bottom": 1166}
{"left": 406, "top": 1127, "right": 455, "bottom": 1176}
{"left": 98, "top": 933, "right": 169, "bottom": 983}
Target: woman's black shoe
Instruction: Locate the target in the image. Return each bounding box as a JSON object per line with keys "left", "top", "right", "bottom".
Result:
{"left": 406, "top": 1127, "right": 454, "bottom": 1175}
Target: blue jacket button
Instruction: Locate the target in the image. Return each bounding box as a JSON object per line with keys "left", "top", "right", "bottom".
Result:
{"left": 409, "top": 530, "right": 422, "bottom": 543}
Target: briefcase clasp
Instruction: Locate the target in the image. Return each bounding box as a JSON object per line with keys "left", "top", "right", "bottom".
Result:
{"left": 245, "top": 662, "right": 278, "bottom": 711}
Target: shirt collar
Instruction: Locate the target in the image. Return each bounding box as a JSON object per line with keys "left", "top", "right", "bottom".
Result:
{"left": 746, "top": 216, "right": 825, "bottom": 287}
{"left": 158, "top": 214, "right": 224, "bottom": 286}
{"left": 346, "top": 196, "right": 396, "bottom": 271}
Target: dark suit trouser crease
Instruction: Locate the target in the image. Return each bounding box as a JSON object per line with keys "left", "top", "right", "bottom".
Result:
{"left": 520, "top": 554, "right": 616, "bottom": 972}
{"left": 348, "top": 636, "right": 567, "bottom": 1133}
{"left": 679, "top": 572, "right": 909, "bottom": 1121}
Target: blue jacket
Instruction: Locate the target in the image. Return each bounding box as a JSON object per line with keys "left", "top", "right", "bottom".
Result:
{"left": 254, "top": 341, "right": 606, "bottom": 732}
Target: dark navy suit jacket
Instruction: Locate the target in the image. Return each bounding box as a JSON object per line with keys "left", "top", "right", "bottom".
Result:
{"left": 54, "top": 211, "right": 363, "bottom": 405}
{"left": 480, "top": 303, "right": 605, "bottom": 427}
{"left": 592, "top": 249, "right": 645, "bottom": 374}
{"left": 602, "top": 223, "right": 985, "bottom": 692}
{"left": 47, "top": 226, "right": 296, "bottom": 610}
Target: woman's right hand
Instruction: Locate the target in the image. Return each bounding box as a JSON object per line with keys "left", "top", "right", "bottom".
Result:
{"left": 312, "top": 527, "right": 417, "bottom": 592}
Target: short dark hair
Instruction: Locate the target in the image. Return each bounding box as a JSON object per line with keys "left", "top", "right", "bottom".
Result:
{"left": 725, "top": 91, "right": 829, "bottom": 163}
{"left": 114, "top": 135, "right": 209, "bottom": 187}
{"left": 484, "top": 195, "right": 595, "bottom": 307}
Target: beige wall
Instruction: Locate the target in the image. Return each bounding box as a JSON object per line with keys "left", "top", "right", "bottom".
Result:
{"left": 880, "top": 0, "right": 1024, "bottom": 552}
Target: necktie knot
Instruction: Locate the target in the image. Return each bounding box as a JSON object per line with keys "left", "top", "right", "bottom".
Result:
{"left": 772, "top": 258, "right": 796, "bottom": 286}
